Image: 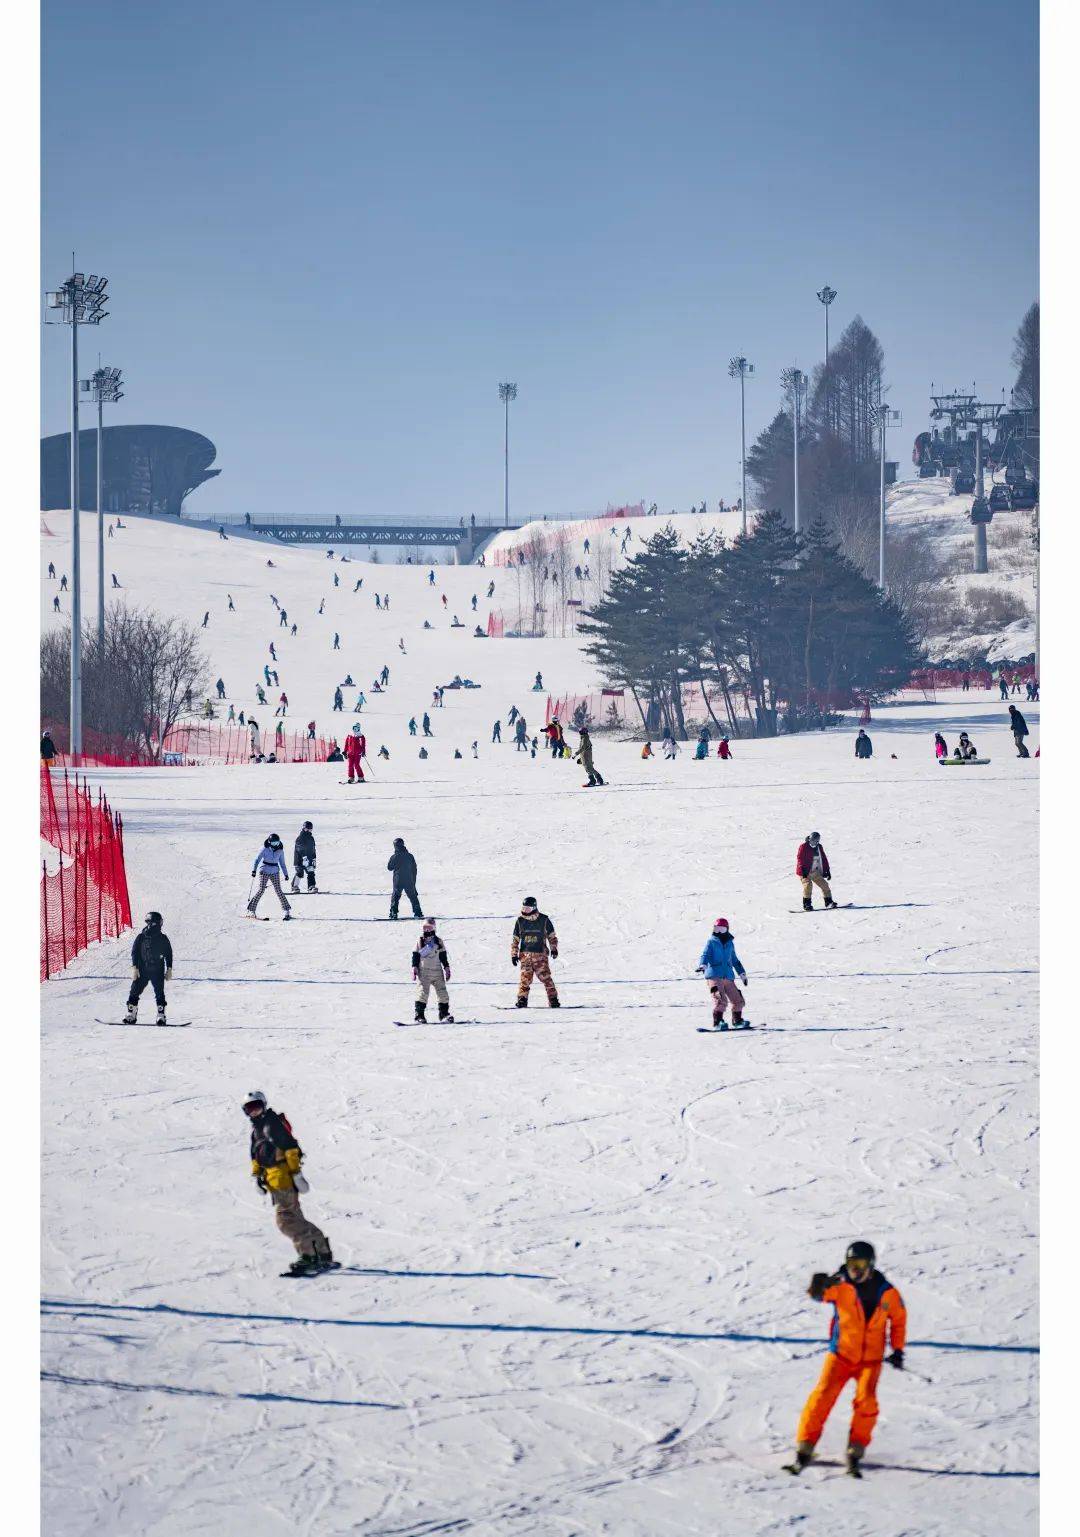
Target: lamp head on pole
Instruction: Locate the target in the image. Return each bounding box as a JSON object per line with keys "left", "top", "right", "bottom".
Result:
{"left": 498, "top": 381, "right": 518, "bottom": 405}
{"left": 816, "top": 284, "right": 837, "bottom": 308}
{"left": 727, "top": 356, "right": 754, "bottom": 380}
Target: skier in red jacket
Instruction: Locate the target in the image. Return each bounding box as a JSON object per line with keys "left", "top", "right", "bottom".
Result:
{"left": 345, "top": 725, "right": 366, "bottom": 784}
{"left": 796, "top": 832, "right": 837, "bottom": 910}
{"left": 717, "top": 736, "right": 732, "bottom": 759}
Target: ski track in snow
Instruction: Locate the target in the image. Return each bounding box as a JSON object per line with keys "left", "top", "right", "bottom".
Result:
{"left": 41, "top": 515, "right": 1037, "bottom": 1534}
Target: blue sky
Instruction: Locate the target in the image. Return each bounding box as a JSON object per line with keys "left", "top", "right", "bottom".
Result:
{"left": 42, "top": 0, "right": 1037, "bottom": 522}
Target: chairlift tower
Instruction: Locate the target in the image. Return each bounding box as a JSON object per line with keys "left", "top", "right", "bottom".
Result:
{"left": 955, "top": 396, "right": 1006, "bottom": 575}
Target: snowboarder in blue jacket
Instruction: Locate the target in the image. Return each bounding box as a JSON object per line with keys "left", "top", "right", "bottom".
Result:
{"left": 695, "top": 917, "right": 748, "bottom": 1029}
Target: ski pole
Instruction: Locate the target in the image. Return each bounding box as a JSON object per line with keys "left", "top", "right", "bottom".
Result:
{"left": 893, "top": 1362, "right": 933, "bottom": 1384}
{"left": 362, "top": 756, "right": 376, "bottom": 782}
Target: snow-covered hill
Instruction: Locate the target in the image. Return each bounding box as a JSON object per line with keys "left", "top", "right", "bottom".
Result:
{"left": 40, "top": 513, "right": 1038, "bottom": 1535}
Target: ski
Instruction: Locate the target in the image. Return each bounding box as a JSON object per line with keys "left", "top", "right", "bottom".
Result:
{"left": 280, "top": 1261, "right": 341, "bottom": 1279}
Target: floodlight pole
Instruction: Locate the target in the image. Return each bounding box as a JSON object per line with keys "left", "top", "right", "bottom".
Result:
{"left": 728, "top": 357, "right": 754, "bottom": 536}
{"left": 499, "top": 382, "right": 517, "bottom": 529}
{"left": 973, "top": 423, "right": 988, "bottom": 574}
{"left": 878, "top": 409, "right": 887, "bottom": 589}
{"left": 70, "top": 304, "right": 83, "bottom": 755}
{"left": 95, "top": 383, "right": 105, "bottom": 648}
{"left": 782, "top": 367, "right": 806, "bottom": 534}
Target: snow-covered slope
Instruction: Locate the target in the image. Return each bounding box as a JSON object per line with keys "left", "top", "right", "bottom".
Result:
{"left": 40, "top": 514, "right": 1038, "bottom": 1535}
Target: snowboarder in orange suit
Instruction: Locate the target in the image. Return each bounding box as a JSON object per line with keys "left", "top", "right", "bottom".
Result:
{"left": 786, "top": 1240, "right": 907, "bottom": 1478}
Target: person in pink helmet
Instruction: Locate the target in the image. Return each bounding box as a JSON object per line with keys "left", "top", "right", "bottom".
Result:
{"left": 695, "top": 917, "right": 749, "bottom": 1030}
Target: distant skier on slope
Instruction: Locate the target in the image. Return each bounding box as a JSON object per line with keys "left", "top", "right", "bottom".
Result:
{"left": 662, "top": 735, "right": 679, "bottom": 759}
{"left": 785, "top": 1240, "right": 907, "bottom": 1479}
{"left": 511, "top": 897, "right": 560, "bottom": 1009}
{"left": 291, "top": 821, "right": 317, "bottom": 892}
{"left": 514, "top": 716, "right": 528, "bottom": 751}
{"left": 247, "top": 835, "right": 293, "bottom": 919}
{"left": 717, "top": 736, "right": 732, "bottom": 759}
{"left": 1008, "top": 704, "right": 1030, "bottom": 757}
{"left": 345, "top": 725, "right": 366, "bottom": 784}
{"left": 411, "top": 918, "right": 452, "bottom": 1023}
{"left": 244, "top": 1090, "right": 334, "bottom": 1277}
{"left": 855, "top": 729, "right": 873, "bottom": 759}
{"left": 796, "top": 832, "right": 837, "bottom": 911}
{"left": 124, "top": 911, "right": 173, "bottom": 1025}
{"left": 492, "top": 719, "right": 502, "bottom": 743}
{"left": 695, "top": 917, "right": 748, "bottom": 1029}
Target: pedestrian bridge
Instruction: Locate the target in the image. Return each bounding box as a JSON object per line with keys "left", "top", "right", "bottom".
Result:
{"left": 247, "top": 519, "right": 515, "bottom": 551}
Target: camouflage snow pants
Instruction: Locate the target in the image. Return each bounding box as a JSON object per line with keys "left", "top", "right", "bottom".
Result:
{"left": 518, "top": 953, "right": 559, "bottom": 1004}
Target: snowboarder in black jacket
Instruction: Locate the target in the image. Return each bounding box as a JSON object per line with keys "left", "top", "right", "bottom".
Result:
{"left": 854, "top": 729, "right": 873, "bottom": 759}
{"left": 124, "top": 912, "right": 173, "bottom": 1024}
{"left": 292, "top": 821, "right": 317, "bottom": 892}
{"left": 388, "top": 837, "right": 423, "bottom": 919}
{"left": 1008, "top": 705, "right": 1030, "bottom": 757}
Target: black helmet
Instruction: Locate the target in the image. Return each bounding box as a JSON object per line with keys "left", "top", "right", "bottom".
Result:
{"left": 144, "top": 911, "right": 163, "bottom": 928}
{"left": 808, "top": 831, "right": 821, "bottom": 845}
{"left": 845, "top": 1240, "right": 876, "bottom": 1267}
{"left": 393, "top": 837, "right": 405, "bottom": 847}
{"left": 302, "top": 820, "right": 313, "bottom": 831}
{"left": 265, "top": 834, "right": 282, "bottom": 848}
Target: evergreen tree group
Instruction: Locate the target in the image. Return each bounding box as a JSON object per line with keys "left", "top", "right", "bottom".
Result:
{"left": 579, "top": 517, "right": 921, "bottom": 738}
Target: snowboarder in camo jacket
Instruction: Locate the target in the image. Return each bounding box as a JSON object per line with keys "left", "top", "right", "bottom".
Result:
{"left": 511, "top": 897, "right": 560, "bottom": 1008}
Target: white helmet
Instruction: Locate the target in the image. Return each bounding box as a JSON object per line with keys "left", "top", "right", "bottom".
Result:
{"left": 243, "top": 1090, "right": 267, "bottom": 1112}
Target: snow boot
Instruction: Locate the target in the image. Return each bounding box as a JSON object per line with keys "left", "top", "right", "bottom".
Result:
{"left": 825, "top": 899, "right": 838, "bottom": 910}
{"left": 286, "top": 1252, "right": 321, "bottom": 1278}
{"left": 123, "top": 1002, "right": 138, "bottom": 1024}
{"left": 784, "top": 1442, "right": 815, "bottom": 1475}
{"left": 515, "top": 997, "right": 528, "bottom": 1009}
{"left": 846, "top": 1443, "right": 864, "bottom": 1478}
{"left": 414, "top": 1001, "right": 427, "bottom": 1023}
{"left": 282, "top": 911, "right": 294, "bottom": 921}
{"left": 315, "top": 1243, "right": 334, "bottom": 1270}
{"left": 156, "top": 1005, "right": 167, "bottom": 1026}
{"left": 438, "top": 1001, "right": 452, "bottom": 1022}
{"left": 802, "top": 897, "right": 813, "bottom": 911}
{"left": 389, "top": 909, "right": 399, "bottom": 921}
{"left": 290, "top": 877, "right": 300, "bottom": 893}
{"left": 548, "top": 996, "right": 560, "bottom": 1008}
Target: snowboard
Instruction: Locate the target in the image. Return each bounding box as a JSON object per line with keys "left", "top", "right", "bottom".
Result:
{"left": 697, "top": 1022, "right": 760, "bottom": 1033}
{"left": 98, "top": 1019, "right": 191, "bottom": 1028}
{"left": 788, "top": 903, "right": 853, "bottom": 913}
{"left": 394, "top": 1018, "right": 488, "bottom": 1027}
{"left": 495, "top": 1003, "right": 582, "bottom": 1011}
{"left": 938, "top": 758, "right": 990, "bottom": 766}
{"left": 280, "top": 1261, "right": 342, "bottom": 1279}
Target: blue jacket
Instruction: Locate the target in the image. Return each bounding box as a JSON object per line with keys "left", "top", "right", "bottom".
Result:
{"left": 698, "top": 934, "right": 746, "bottom": 980}
{"left": 252, "top": 844, "right": 288, "bottom": 878}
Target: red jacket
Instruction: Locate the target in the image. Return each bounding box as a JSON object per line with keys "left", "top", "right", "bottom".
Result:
{"left": 717, "top": 740, "right": 732, "bottom": 759}
{"left": 796, "top": 841, "right": 831, "bottom": 879}
{"left": 346, "top": 733, "right": 366, "bottom": 762}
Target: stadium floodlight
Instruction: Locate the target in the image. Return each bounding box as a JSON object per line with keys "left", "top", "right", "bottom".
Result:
{"left": 728, "top": 356, "right": 755, "bottom": 535}
{"left": 498, "top": 382, "right": 518, "bottom": 529}
{"left": 43, "top": 266, "right": 112, "bottom": 757}
{"left": 781, "top": 366, "right": 809, "bottom": 534}
{"left": 81, "top": 364, "right": 125, "bottom": 648}
{"left": 817, "top": 285, "right": 837, "bottom": 429}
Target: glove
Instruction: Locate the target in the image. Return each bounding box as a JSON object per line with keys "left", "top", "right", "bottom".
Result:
{"left": 887, "top": 1349, "right": 904, "bottom": 1370}
{"left": 165, "top": 968, "right": 173, "bottom": 981}
{"left": 412, "top": 969, "right": 419, "bottom": 981}
{"left": 808, "top": 1271, "right": 831, "bottom": 1300}
{"left": 444, "top": 970, "right": 451, "bottom": 981}
{"left": 549, "top": 947, "right": 558, "bottom": 960}
{"left": 740, "top": 975, "right": 748, "bottom": 986}
{"left": 131, "top": 967, "right": 139, "bottom": 980}
{"left": 511, "top": 955, "right": 519, "bottom": 967}
{"left": 695, "top": 965, "right": 704, "bottom": 974}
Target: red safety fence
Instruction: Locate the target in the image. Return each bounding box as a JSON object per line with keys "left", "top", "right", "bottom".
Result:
{"left": 486, "top": 610, "right": 505, "bottom": 637}
{"left": 41, "top": 769, "right": 132, "bottom": 980}
{"left": 41, "top": 718, "right": 332, "bottom": 768}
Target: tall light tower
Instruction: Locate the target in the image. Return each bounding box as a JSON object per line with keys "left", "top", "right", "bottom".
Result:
{"left": 498, "top": 382, "right": 517, "bottom": 529}
{"left": 44, "top": 269, "right": 110, "bottom": 758}
{"left": 727, "top": 356, "right": 755, "bottom": 535}
{"left": 781, "top": 366, "right": 808, "bottom": 534}
{"left": 81, "top": 365, "right": 124, "bottom": 648}
{"left": 816, "top": 284, "right": 836, "bottom": 431}
{"left": 870, "top": 400, "right": 902, "bottom": 590}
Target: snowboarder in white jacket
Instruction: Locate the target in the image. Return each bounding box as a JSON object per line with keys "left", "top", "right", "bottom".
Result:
{"left": 412, "top": 919, "right": 452, "bottom": 1022}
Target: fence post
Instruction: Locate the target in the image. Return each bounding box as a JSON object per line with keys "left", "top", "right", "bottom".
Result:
{"left": 41, "top": 861, "right": 49, "bottom": 980}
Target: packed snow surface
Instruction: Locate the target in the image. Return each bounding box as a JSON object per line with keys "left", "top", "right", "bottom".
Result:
{"left": 41, "top": 516, "right": 1038, "bottom": 1534}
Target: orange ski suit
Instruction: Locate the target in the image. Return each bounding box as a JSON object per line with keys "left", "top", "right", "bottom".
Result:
{"left": 797, "top": 1271, "right": 906, "bottom": 1451}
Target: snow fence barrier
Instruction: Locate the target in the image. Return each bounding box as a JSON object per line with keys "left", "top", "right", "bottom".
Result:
{"left": 40, "top": 769, "right": 132, "bottom": 980}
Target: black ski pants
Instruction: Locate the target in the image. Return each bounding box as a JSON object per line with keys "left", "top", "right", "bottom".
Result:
{"left": 294, "top": 858, "right": 317, "bottom": 890}
{"left": 391, "top": 880, "right": 423, "bottom": 917}
{"left": 128, "top": 968, "right": 166, "bottom": 1008}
